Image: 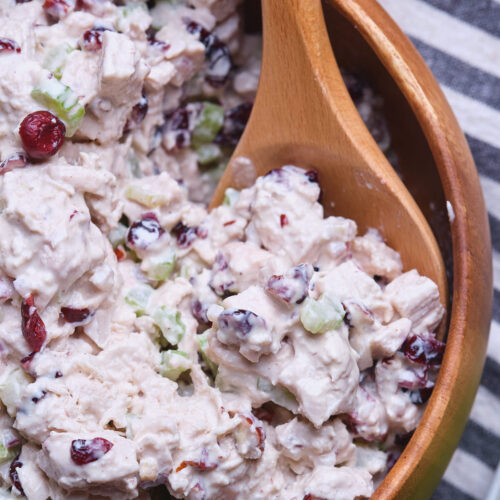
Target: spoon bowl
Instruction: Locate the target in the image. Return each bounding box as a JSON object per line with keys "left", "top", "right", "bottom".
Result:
{"left": 210, "top": 0, "right": 447, "bottom": 308}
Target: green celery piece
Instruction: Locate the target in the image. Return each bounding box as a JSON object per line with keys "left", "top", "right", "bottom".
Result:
{"left": 222, "top": 187, "right": 240, "bottom": 206}
{"left": 125, "top": 185, "right": 168, "bottom": 208}
{"left": 0, "top": 369, "right": 33, "bottom": 417}
{"left": 144, "top": 248, "right": 176, "bottom": 281}
{"left": 124, "top": 285, "right": 154, "bottom": 316}
{"left": 257, "top": 377, "right": 298, "bottom": 413}
{"left": 43, "top": 43, "right": 74, "bottom": 80}
{"left": 160, "top": 350, "right": 190, "bottom": 380}
{"left": 127, "top": 155, "right": 143, "bottom": 178}
{"left": 300, "top": 294, "right": 345, "bottom": 334}
{"left": 196, "top": 332, "right": 218, "bottom": 375}
{"left": 0, "top": 443, "right": 19, "bottom": 465}
{"left": 153, "top": 306, "right": 185, "bottom": 345}
{"left": 31, "top": 78, "right": 85, "bottom": 137}
{"left": 192, "top": 102, "right": 224, "bottom": 147}
{"left": 196, "top": 143, "right": 222, "bottom": 166}
{"left": 108, "top": 223, "right": 128, "bottom": 249}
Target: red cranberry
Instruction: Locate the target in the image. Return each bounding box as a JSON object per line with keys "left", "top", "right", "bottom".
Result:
{"left": 43, "top": 0, "right": 70, "bottom": 19}
{"left": 21, "top": 295, "right": 47, "bottom": 353}
{"left": 280, "top": 214, "right": 288, "bottom": 227}
{"left": 127, "top": 214, "right": 164, "bottom": 249}
{"left": 192, "top": 299, "right": 211, "bottom": 328}
{"left": 60, "top": 307, "right": 92, "bottom": 324}
{"left": 175, "top": 448, "right": 217, "bottom": 473}
{"left": 20, "top": 351, "right": 36, "bottom": 371}
{"left": 185, "top": 20, "right": 232, "bottom": 87}
{"left": 9, "top": 457, "right": 24, "bottom": 495}
{"left": 0, "top": 38, "right": 21, "bottom": 53}
{"left": 32, "top": 390, "right": 47, "bottom": 404}
{"left": 19, "top": 111, "right": 65, "bottom": 160}
{"left": 266, "top": 264, "right": 312, "bottom": 304}
{"left": 70, "top": 438, "right": 113, "bottom": 465}
{"left": 403, "top": 334, "right": 445, "bottom": 366}
{"left": 218, "top": 309, "right": 264, "bottom": 338}
{"left": 215, "top": 102, "right": 252, "bottom": 147}
{"left": 81, "top": 28, "right": 105, "bottom": 51}
{"left": 123, "top": 94, "right": 148, "bottom": 134}
{"left": 172, "top": 222, "right": 199, "bottom": 248}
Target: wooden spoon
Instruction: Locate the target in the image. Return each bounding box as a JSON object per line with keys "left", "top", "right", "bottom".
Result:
{"left": 210, "top": 0, "right": 447, "bottom": 305}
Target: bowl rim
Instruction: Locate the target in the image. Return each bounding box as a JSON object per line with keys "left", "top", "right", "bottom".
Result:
{"left": 325, "top": 0, "right": 493, "bottom": 497}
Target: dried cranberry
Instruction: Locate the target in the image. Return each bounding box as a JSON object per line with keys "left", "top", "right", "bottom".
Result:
{"left": 303, "top": 495, "right": 326, "bottom": 500}
{"left": 280, "top": 214, "right": 288, "bottom": 227}
{"left": 185, "top": 20, "right": 232, "bottom": 87}
{"left": 60, "top": 307, "right": 92, "bottom": 324}
{"left": 55, "top": 370, "right": 63, "bottom": 378}
{"left": 305, "top": 169, "right": 319, "bottom": 183}
{"left": 0, "top": 38, "right": 21, "bottom": 53}
{"left": 81, "top": 28, "right": 105, "bottom": 51}
{"left": 127, "top": 214, "right": 164, "bottom": 249}
{"left": 9, "top": 457, "right": 24, "bottom": 495}
{"left": 114, "top": 247, "right": 126, "bottom": 261}
{"left": 21, "top": 295, "right": 47, "bottom": 353}
{"left": 192, "top": 299, "right": 211, "bottom": 328}
{"left": 123, "top": 94, "right": 148, "bottom": 133}
{"left": 266, "top": 264, "right": 312, "bottom": 304}
{"left": 20, "top": 351, "right": 36, "bottom": 370}
{"left": 215, "top": 102, "right": 252, "bottom": 147}
{"left": 70, "top": 438, "right": 113, "bottom": 465}
{"left": 218, "top": 309, "right": 261, "bottom": 337}
{"left": 402, "top": 334, "right": 445, "bottom": 366}
{"left": 176, "top": 448, "right": 217, "bottom": 473}
{"left": 32, "top": 390, "right": 47, "bottom": 404}
{"left": 19, "top": 111, "right": 65, "bottom": 160}
{"left": 171, "top": 222, "right": 199, "bottom": 248}
{"left": 43, "top": 0, "right": 70, "bottom": 19}
{"left": 0, "top": 152, "right": 27, "bottom": 175}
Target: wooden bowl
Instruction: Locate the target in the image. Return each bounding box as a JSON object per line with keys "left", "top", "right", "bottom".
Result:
{"left": 321, "top": 1, "right": 492, "bottom": 498}
{"left": 243, "top": 0, "right": 492, "bottom": 497}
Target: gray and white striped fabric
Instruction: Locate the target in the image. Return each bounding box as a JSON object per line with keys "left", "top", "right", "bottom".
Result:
{"left": 376, "top": 1, "right": 500, "bottom": 499}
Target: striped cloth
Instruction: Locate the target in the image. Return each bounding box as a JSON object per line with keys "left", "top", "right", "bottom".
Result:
{"left": 376, "top": 1, "right": 500, "bottom": 499}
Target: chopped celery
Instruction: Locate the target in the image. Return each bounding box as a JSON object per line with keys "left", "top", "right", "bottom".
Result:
{"left": 143, "top": 248, "right": 176, "bottom": 281}
{"left": 257, "top": 377, "right": 298, "bottom": 413}
{"left": 222, "top": 188, "right": 240, "bottom": 206}
{"left": 0, "top": 369, "right": 33, "bottom": 417}
{"left": 196, "top": 143, "right": 222, "bottom": 166}
{"left": 43, "top": 43, "right": 74, "bottom": 80}
{"left": 152, "top": 306, "right": 185, "bottom": 345}
{"left": 31, "top": 78, "right": 85, "bottom": 137}
{"left": 192, "top": 102, "right": 224, "bottom": 147}
{"left": 124, "top": 285, "right": 153, "bottom": 316}
{"left": 300, "top": 294, "right": 345, "bottom": 334}
{"left": 160, "top": 350, "right": 190, "bottom": 380}
{"left": 127, "top": 155, "right": 143, "bottom": 179}
{"left": 196, "top": 332, "right": 218, "bottom": 375}
{"left": 0, "top": 443, "right": 20, "bottom": 465}
{"left": 108, "top": 223, "right": 128, "bottom": 248}
{"left": 125, "top": 185, "right": 168, "bottom": 208}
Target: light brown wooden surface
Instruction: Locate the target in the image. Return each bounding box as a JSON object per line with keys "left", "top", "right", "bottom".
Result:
{"left": 321, "top": 1, "right": 492, "bottom": 498}
{"left": 211, "top": 0, "right": 448, "bottom": 315}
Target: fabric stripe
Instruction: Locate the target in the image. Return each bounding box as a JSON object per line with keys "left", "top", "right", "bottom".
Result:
{"left": 470, "top": 385, "right": 500, "bottom": 436}
{"left": 458, "top": 419, "right": 500, "bottom": 470}
{"left": 490, "top": 217, "right": 500, "bottom": 254}
{"left": 488, "top": 321, "right": 500, "bottom": 366}
{"left": 442, "top": 87, "right": 500, "bottom": 149}
{"left": 442, "top": 448, "right": 494, "bottom": 500}
{"left": 481, "top": 357, "right": 500, "bottom": 400}
{"left": 494, "top": 288, "right": 500, "bottom": 322}
{"left": 431, "top": 480, "right": 475, "bottom": 500}
{"left": 480, "top": 176, "right": 500, "bottom": 222}
{"left": 466, "top": 135, "right": 500, "bottom": 182}
{"left": 409, "top": 37, "right": 500, "bottom": 110}
{"left": 420, "top": 0, "right": 500, "bottom": 38}
{"left": 377, "top": 0, "right": 500, "bottom": 78}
